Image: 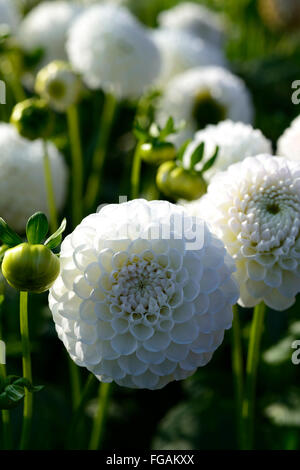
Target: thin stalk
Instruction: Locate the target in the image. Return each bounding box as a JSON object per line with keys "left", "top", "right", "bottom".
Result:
{"left": 42, "top": 140, "right": 58, "bottom": 232}
{"left": 242, "top": 302, "right": 266, "bottom": 450}
{"left": 88, "top": 382, "right": 111, "bottom": 450}
{"left": 131, "top": 142, "right": 142, "bottom": 200}
{"left": 231, "top": 304, "right": 244, "bottom": 449}
{"left": 19, "top": 291, "right": 32, "bottom": 450}
{"left": 67, "top": 105, "right": 83, "bottom": 227}
{"left": 84, "top": 93, "right": 117, "bottom": 212}
{"left": 0, "top": 364, "right": 12, "bottom": 450}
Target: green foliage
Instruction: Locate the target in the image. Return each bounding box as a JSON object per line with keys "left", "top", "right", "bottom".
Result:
{"left": 26, "top": 212, "right": 49, "bottom": 245}
{"left": 0, "top": 375, "right": 43, "bottom": 410}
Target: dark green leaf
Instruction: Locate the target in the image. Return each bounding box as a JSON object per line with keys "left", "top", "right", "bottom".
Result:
{"left": 200, "top": 146, "right": 219, "bottom": 174}
{"left": 44, "top": 218, "right": 66, "bottom": 250}
{"left": 190, "top": 142, "right": 205, "bottom": 170}
{"left": 0, "top": 375, "right": 44, "bottom": 410}
{"left": 160, "top": 117, "right": 175, "bottom": 139}
{"left": 0, "top": 218, "right": 23, "bottom": 247}
{"left": 177, "top": 139, "right": 192, "bottom": 163}
{"left": 26, "top": 212, "right": 49, "bottom": 244}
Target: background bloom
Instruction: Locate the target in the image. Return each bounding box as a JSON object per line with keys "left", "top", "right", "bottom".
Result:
{"left": 18, "top": 1, "right": 81, "bottom": 69}
{"left": 182, "top": 120, "right": 272, "bottom": 181}
{"left": 187, "top": 154, "right": 300, "bottom": 311}
{"left": 49, "top": 199, "right": 238, "bottom": 390}
{"left": 0, "top": 0, "right": 20, "bottom": 32}
{"left": 66, "top": 3, "right": 161, "bottom": 99}
{"left": 152, "top": 29, "right": 227, "bottom": 87}
{"left": 157, "top": 2, "right": 226, "bottom": 48}
{"left": 156, "top": 66, "right": 254, "bottom": 145}
{"left": 0, "top": 123, "right": 67, "bottom": 232}
{"left": 277, "top": 115, "right": 300, "bottom": 161}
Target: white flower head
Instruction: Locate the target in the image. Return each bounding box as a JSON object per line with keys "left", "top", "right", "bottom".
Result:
{"left": 156, "top": 67, "right": 254, "bottom": 146}
{"left": 187, "top": 154, "right": 300, "bottom": 311}
{"left": 183, "top": 120, "right": 272, "bottom": 182}
{"left": 277, "top": 115, "right": 300, "bottom": 161}
{"left": 18, "top": 1, "right": 81, "bottom": 69}
{"left": 152, "top": 29, "right": 227, "bottom": 87}
{"left": 157, "top": 2, "right": 226, "bottom": 48}
{"left": 0, "top": 123, "right": 67, "bottom": 233}
{"left": 49, "top": 199, "right": 238, "bottom": 390}
{"left": 66, "top": 4, "right": 161, "bottom": 99}
{"left": 0, "top": 0, "right": 20, "bottom": 32}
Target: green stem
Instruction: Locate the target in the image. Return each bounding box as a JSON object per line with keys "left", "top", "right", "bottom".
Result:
{"left": 0, "top": 364, "right": 12, "bottom": 450}
{"left": 231, "top": 304, "right": 244, "bottom": 449}
{"left": 19, "top": 291, "right": 32, "bottom": 450}
{"left": 84, "top": 93, "right": 117, "bottom": 212}
{"left": 2, "top": 54, "right": 26, "bottom": 104}
{"left": 67, "top": 105, "right": 83, "bottom": 227}
{"left": 131, "top": 142, "right": 142, "bottom": 200}
{"left": 43, "top": 140, "right": 58, "bottom": 232}
{"left": 242, "top": 302, "right": 266, "bottom": 450}
{"left": 88, "top": 382, "right": 111, "bottom": 450}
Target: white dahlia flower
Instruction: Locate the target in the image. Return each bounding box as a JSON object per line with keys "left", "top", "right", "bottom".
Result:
{"left": 18, "top": 1, "right": 81, "bottom": 69}
{"left": 277, "top": 115, "right": 300, "bottom": 161}
{"left": 0, "top": 123, "right": 67, "bottom": 233}
{"left": 48, "top": 199, "right": 239, "bottom": 390}
{"left": 66, "top": 4, "right": 161, "bottom": 99}
{"left": 0, "top": 0, "right": 20, "bottom": 32}
{"left": 186, "top": 154, "right": 300, "bottom": 311}
{"left": 182, "top": 120, "right": 272, "bottom": 182}
{"left": 152, "top": 29, "right": 227, "bottom": 87}
{"left": 157, "top": 2, "right": 226, "bottom": 48}
{"left": 156, "top": 67, "right": 254, "bottom": 145}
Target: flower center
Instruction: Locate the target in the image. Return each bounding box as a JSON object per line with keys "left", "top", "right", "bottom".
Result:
{"left": 48, "top": 79, "right": 66, "bottom": 100}
{"left": 192, "top": 90, "right": 226, "bottom": 129}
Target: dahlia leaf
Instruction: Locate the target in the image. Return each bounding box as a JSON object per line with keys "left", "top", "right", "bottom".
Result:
{"left": 190, "top": 142, "right": 205, "bottom": 169}
{"left": 44, "top": 218, "right": 66, "bottom": 250}
{"left": 26, "top": 212, "right": 49, "bottom": 245}
{"left": 201, "top": 146, "right": 219, "bottom": 174}
{"left": 0, "top": 218, "right": 23, "bottom": 247}
{"left": 0, "top": 375, "right": 44, "bottom": 410}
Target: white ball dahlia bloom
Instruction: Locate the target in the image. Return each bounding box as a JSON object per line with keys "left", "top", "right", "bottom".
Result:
{"left": 186, "top": 154, "right": 300, "bottom": 311}
{"left": 0, "top": 123, "right": 67, "bottom": 233}
{"left": 152, "top": 29, "right": 227, "bottom": 87}
{"left": 277, "top": 115, "right": 300, "bottom": 161}
{"left": 18, "top": 1, "right": 81, "bottom": 69}
{"left": 48, "top": 199, "right": 239, "bottom": 390}
{"left": 183, "top": 120, "right": 272, "bottom": 181}
{"left": 156, "top": 67, "right": 254, "bottom": 145}
{"left": 0, "top": 0, "right": 20, "bottom": 32}
{"left": 157, "top": 2, "right": 226, "bottom": 49}
{"left": 66, "top": 4, "right": 161, "bottom": 99}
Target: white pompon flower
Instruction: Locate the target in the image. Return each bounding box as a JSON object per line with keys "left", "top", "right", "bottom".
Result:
{"left": 157, "top": 2, "right": 226, "bottom": 48}
{"left": 277, "top": 115, "right": 300, "bottom": 161}
{"left": 186, "top": 154, "right": 300, "bottom": 311}
{"left": 18, "top": 1, "right": 81, "bottom": 69}
{"left": 0, "top": 0, "right": 20, "bottom": 32}
{"left": 66, "top": 4, "right": 161, "bottom": 99}
{"left": 152, "top": 29, "right": 227, "bottom": 87}
{"left": 182, "top": 120, "right": 272, "bottom": 181}
{"left": 156, "top": 67, "right": 254, "bottom": 145}
{"left": 48, "top": 199, "right": 239, "bottom": 390}
{"left": 0, "top": 123, "right": 67, "bottom": 233}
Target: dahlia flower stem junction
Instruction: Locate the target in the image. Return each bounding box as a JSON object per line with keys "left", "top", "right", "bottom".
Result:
{"left": 131, "top": 142, "right": 142, "bottom": 200}
{"left": 43, "top": 140, "right": 58, "bottom": 233}
{"left": 84, "top": 93, "right": 117, "bottom": 212}
{"left": 67, "top": 105, "right": 84, "bottom": 227}
{"left": 242, "top": 302, "right": 266, "bottom": 450}
{"left": 19, "top": 291, "right": 32, "bottom": 450}
{"left": 89, "top": 382, "right": 111, "bottom": 450}
{"left": 231, "top": 304, "right": 244, "bottom": 449}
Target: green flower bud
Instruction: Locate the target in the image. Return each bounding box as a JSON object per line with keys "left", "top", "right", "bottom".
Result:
{"left": 10, "top": 98, "right": 54, "bottom": 140}
{"left": 2, "top": 243, "right": 60, "bottom": 293}
{"left": 140, "top": 141, "right": 176, "bottom": 165}
{"left": 35, "top": 61, "right": 81, "bottom": 112}
{"left": 156, "top": 161, "right": 207, "bottom": 201}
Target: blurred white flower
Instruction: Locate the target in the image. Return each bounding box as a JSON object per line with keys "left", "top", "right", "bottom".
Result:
{"left": 66, "top": 4, "right": 161, "bottom": 99}
{"left": 0, "top": 123, "right": 67, "bottom": 233}
{"left": 18, "top": 1, "right": 81, "bottom": 69}
{"left": 182, "top": 120, "right": 272, "bottom": 181}
{"left": 277, "top": 115, "right": 300, "bottom": 161}
{"left": 0, "top": 0, "right": 20, "bottom": 32}
{"left": 156, "top": 66, "right": 254, "bottom": 145}
{"left": 35, "top": 60, "right": 81, "bottom": 112}
{"left": 152, "top": 29, "right": 227, "bottom": 87}
{"left": 186, "top": 154, "right": 300, "bottom": 311}
{"left": 158, "top": 2, "right": 226, "bottom": 48}
{"left": 49, "top": 199, "right": 238, "bottom": 390}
